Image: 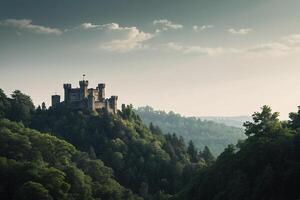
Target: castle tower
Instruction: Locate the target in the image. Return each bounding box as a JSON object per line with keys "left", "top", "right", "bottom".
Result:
{"left": 109, "top": 96, "right": 118, "bottom": 114}
{"left": 63, "top": 84, "right": 71, "bottom": 102}
{"left": 97, "top": 83, "right": 105, "bottom": 101}
{"left": 88, "top": 92, "right": 95, "bottom": 111}
{"left": 79, "top": 80, "right": 89, "bottom": 100}
{"left": 57, "top": 79, "right": 118, "bottom": 114}
{"left": 51, "top": 95, "right": 60, "bottom": 106}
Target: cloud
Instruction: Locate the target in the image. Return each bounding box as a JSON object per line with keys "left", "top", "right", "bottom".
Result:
{"left": 228, "top": 28, "right": 252, "bottom": 35}
{"left": 99, "top": 23, "right": 154, "bottom": 53}
{"left": 97, "top": 25, "right": 300, "bottom": 55}
{"left": 164, "top": 42, "right": 240, "bottom": 56}
{"left": 283, "top": 34, "right": 300, "bottom": 46}
{"left": 163, "top": 33, "right": 300, "bottom": 57}
{"left": 101, "top": 23, "right": 138, "bottom": 32}
{"left": 247, "top": 43, "right": 291, "bottom": 53}
{"left": 78, "top": 22, "right": 121, "bottom": 30}
{"left": 77, "top": 21, "right": 300, "bottom": 56}
{"left": 0, "top": 19, "right": 62, "bottom": 35}
{"left": 193, "top": 25, "right": 214, "bottom": 32}
{"left": 246, "top": 34, "right": 300, "bottom": 57}
{"left": 79, "top": 22, "right": 101, "bottom": 29}
{"left": 153, "top": 19, "right": 183, "bottom": 31}
{"left": 76, "top": 22, "right": 154, "bottom": 52}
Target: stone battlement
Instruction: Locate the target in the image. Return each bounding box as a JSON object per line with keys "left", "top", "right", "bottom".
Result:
{"left": 52, "top": 79, "right": 118, "bottom": 114}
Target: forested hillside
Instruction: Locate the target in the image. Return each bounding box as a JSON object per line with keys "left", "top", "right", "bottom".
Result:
{"left": 176, "top": 106, "right": 300, "bottom": 200}
{"left": 0, "top": 89, "right": 214, "bottom": 200}
{"left": 0, "top": 119, "right": 140, "bottom": 200}
{"left": 135, "top": 106, "right": 246, "bottom": 155}
{"left": 2, "top": 88, "right": 300, "bottom": 200}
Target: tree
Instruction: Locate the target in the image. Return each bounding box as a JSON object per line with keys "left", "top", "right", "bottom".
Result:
{"left": 89, "top": 146, "right": 97, "bottom": 159}
{"left": 202, "top": 146, "right": 214, "bottom": 165}
{"left": 149, "top": 122, "right": 163, "bottom": 135}
{"left": 139, "top": 182, "right": 148, "bottom": 199}
{"left": 252, "top": 165, "right": 276, "bottom": 200}
{"left": 0, "top": 89, "right": 10, "bottom": 118}
{"left": 42, "top": 102, "right": 46, "bottom": 111}
{"left": 187, "top": 140, "right": 198, "bottom": 162}
{"left": 14, "top": 181, "right": 53, "bottom": 200}
{"left": 243, "top": 105, "right": 281, "bottom": 137}
{"left": 9, "top": 90, "right": 35, "bottom": 124}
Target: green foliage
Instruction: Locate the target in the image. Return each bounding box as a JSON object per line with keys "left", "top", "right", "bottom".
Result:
{"left": 0, "top": 89, "right": 10, "bottom": 118}
{"left": 177, "top": 106, "right": 300, "bottom": 200}
{"left": 187, "top": 141, "right": 198, "bottom": 163}
{"left": 9, "top": 90, "right": 35, "bottom": 125}
{"left": 0, "top": 119, "right": 140, "bottom": 200}
{"left": 14, "top": 181, "right": 53, "bottom": 200}
{"left": 26, "top": 98, "right": 208, "bottom": 198}
{"left": 0, "top": 89, "right": 210, "bottom": 199}
{"left": 11, "top": 89, "right": 300, "bottom": 200}
{"left": 201, "top": 146, "right": 215, "bottom": 165}
{"left": 135, "top": 106, "right": 246, "bottom": 155}
{"left": 0, "top": 89, "right": 35, "bottom": 126}
{"left": 244, "top": 105, "right": 284, "bottom": 137}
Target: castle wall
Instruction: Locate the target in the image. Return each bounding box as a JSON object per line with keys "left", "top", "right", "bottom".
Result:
{"left": 51, "top": 95, "right": 60, "bottom": 106}
{"left": 88, "top": 94, "right": 95, "bottom": 111}
{"left": 69, "top": 90, "right": 80, "bottom": 101}
{"left": 109, "top": 96, "right": 118, "bottom": 114}
{"left": 94, "top": 101, "right": 105, "bottom": 110}
{"left": 57, "top": 80, "right": 117, "bottom": 114}
{"left": 93, "top": 90, "right": 99, "bottom": 100}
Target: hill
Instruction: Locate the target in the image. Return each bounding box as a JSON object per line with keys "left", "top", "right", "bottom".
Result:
{"left": 135, "top": 106, "right": 246, "bottom": 155}
{"left": 2, "top": 89, "right": 300, "bottom": 200}
{"left": 0, "top": 89, "right": 214, "bottom": 199}
{"left": 176, "top": 106, "right": 300, "bottom": 200}
{"left": 0, "top": 118, "right": 140, "bottom": 200}
{"left": 199, "top": 116, "right": 252, "bottom": 128}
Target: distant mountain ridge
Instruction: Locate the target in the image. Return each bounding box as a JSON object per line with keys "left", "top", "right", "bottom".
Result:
{"left": 135, "top": 106, "right": 247, "bottom": 155}
{"left": 199, "top": 116, "right": 252, "bottom": 128}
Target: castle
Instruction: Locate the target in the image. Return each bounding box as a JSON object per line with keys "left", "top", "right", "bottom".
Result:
{"left": 51, "top": 78, "right": 118, "bottom": 114}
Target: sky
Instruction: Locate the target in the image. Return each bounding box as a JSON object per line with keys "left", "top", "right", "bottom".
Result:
{"left": 1, "top": 0, "right": 300, "bottom": 119}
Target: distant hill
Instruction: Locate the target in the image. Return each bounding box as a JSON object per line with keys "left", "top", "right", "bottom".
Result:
{"left": 199, "top": 116, "right": 252, "bottom": 128}
{"left": 135, "top": 106, "right": 247, "bottom": 155}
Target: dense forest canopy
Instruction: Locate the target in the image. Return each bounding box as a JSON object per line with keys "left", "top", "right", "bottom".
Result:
{"left": 0, "top": 118, "right": 140, "bottom": 200}
{"left": 135, "top": 106, "right": 246, "bottom": 155}
{"left": 2, "top": 88, "right": 300, "bottom": 200}
{"left": 176, "top": 105, "right": 300, "bottom": 200}
{"left": 0, "top": 89, "right": 214, "bottom": 200}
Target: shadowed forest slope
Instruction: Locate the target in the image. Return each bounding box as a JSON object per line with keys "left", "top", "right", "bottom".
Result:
{"left": 135, "top": 106, "right": 246, "bottom": 155}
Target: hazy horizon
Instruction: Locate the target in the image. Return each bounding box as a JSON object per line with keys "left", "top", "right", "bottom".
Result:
{"left": 1, "top": 0, "right": 300, "bottom": 119}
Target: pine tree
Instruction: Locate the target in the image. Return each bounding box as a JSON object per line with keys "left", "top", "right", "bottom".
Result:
{"left": 202, "top": 146, "right": 215, "bottom": 165}
{"left": 187, "top": 140, "right": 198, "bottom": 162}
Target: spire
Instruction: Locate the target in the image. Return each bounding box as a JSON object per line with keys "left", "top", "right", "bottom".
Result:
{"left": 83, "top": 74, "right": 86, "bottom": 81}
